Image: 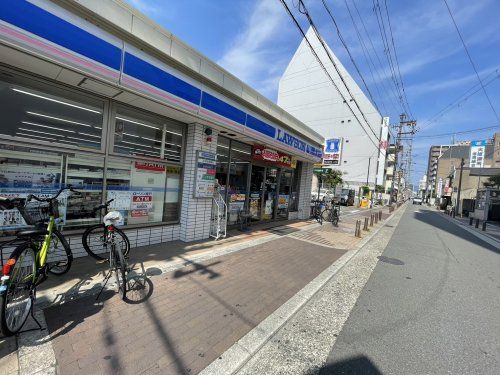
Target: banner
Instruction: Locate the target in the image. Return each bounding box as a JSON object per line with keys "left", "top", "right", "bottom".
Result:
{"left": 194, "top": 151, "right": 216, "bottom": 198}
{"left": 469, "top": 140, "right": 487, "bottom": 168}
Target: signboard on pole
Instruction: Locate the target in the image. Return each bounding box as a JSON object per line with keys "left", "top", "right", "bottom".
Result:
{"left": 469, "top": 140, "right": 487, "bottom": 168}
{"left": 194, "top": 151, "right": 216, "bottom": 198}
{"left": 323, "top": 138, "right": 342, "bottom": 165}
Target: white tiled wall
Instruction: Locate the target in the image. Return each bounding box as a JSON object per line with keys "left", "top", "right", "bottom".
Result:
{"left": 297, "top": 162, "right": 314, "bottom": 220}
{"left": 179, "top": 123, "right": 219, "bottom": 242}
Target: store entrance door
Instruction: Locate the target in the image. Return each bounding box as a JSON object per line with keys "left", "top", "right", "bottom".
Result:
{"left": 249, "top": 165, "right": 265, "bottom": 222}
{"left": 262, "top": 167, "right": 278, "bottom": 220}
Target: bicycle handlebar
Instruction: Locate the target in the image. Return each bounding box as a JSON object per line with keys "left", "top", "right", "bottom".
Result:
{"left": 92, "top": 199, "right": 114, "bottom": 214}
{"left": 27, "top": 185, "right": 82, "bottom": 203}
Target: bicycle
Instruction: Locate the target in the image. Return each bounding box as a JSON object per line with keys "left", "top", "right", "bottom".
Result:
{"left": 85, "top": 202, "right": 130, "bottom": 300}
{"left": 0, "top": 186, "right": 80, "bottom": 336}
{"left": 311, "top": 200, "right": 324, "bottom": 225}
{"left": 82, "top": 199, "right": 130, "bottom": 261}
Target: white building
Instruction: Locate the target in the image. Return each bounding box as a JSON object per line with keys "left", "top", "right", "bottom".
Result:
{"left": 278, "top": 27, "right": 388, "bottom": 192}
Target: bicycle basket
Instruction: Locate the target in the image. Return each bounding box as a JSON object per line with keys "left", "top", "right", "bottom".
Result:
{"left": 18, "top": 200, "right": 58, "bottom": 225}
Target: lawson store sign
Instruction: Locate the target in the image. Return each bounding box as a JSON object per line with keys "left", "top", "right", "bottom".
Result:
{"left": 0, "top": 0, "right": 322, "bottom": 162}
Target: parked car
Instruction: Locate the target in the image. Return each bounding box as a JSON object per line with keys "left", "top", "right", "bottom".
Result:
{"left": 412, "top": 197, "right": 423, "bottom": 205}
{"left": 311, "top": 189, "right": 333, "bottom": 201}
{"left": 339, "top": 189, "right": 355, "bottom": 206}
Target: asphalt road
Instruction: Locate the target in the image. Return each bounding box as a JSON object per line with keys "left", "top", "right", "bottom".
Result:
{"left": 321, "top": 205, "right": 500, "bottom": 375}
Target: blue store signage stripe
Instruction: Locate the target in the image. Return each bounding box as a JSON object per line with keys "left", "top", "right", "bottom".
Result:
{"left": 201, "top": 92, "right": 246, "bottom": 125}
{"left": 0, "top": 0, "right": 122, "bottom": 70}
{"left": 123, "top": 52, "right": 202, "bottom": 105}
{"left": 246, "top": 115, "right": 276, "bottom": 139}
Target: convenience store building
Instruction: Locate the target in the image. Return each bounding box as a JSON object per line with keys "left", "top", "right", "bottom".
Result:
{"left": 0, "top": 0, "right": 323, "bottom": 250}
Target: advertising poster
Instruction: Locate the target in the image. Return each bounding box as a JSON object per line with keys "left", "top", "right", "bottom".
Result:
{"left": 131, "top": 191, "right": 153, "bottom": 210}
{"left": 195, "top": 151, "right": 217, "bottom": 198}
{"left": 469, "top": 140, "right": 487, "bottom": 168}
{"left": 278, "top": 194, "right": 289, "bottom": 209}
{"left": 107, "top": 191, "right": 132, "bottom": 211}
{"left": 252, "top": 146, "right": 292, "bottom": 168}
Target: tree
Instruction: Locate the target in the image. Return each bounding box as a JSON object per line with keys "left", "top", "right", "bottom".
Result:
{"left": 375, "top": 185, "right": 385, "bottom": 193}
{"left": 483, "top": 174, "right": 500, "bottom": 188}
{"left": 323, "top": 169, "right": 343, "bottom": 191}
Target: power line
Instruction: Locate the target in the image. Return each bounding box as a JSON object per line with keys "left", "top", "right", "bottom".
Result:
{"left": 413, "top": 123, "right": 500, "bottom": 139}
{"left": 382, "top": 0, "right": 414, "bottom": 119}
{"left": 320, "top": 0, "right": 382, "bottom": 115}
{"left": 350, "top": 0, "right": 405, "bottom": 116}
{"left": 279, "top": 0, "right": 381, "bottom": 150}
{"left": 443, "top": 0, "right": 500, "bottom": 123}
{"left": 372, "top": 0, "right": 412, "bottom": 117}
{"left": 418, "top": 70, "right": 500, "bottom": 131}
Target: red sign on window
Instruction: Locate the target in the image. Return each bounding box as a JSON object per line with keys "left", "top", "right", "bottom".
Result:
{"left": 252, "top": 146, "right": 292, "bottom": 167}
{"left": 135, "top": 161, "right": 165, "bottom": 172}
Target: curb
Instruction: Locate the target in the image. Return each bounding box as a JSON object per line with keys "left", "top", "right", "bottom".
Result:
{"left": 199, "top": 207, "right": 401, "bottom": 375}
{"left": 440, "top": 213, "right": 500, "bottom": 248}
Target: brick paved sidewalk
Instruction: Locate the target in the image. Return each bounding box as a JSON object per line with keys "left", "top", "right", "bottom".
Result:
{"left": 6, "top": 206, "right": 390, "bottom": 375}
{"left": 44, "top": 237, "right": 347, "bottom": 374}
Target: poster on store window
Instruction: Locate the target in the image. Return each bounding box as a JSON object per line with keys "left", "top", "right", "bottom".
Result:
{"left": 194, "top": 151, "right": 216, "bottom": 198}
{"left": 131, "top": 192, "right": 153, "bottom": 209}
{"left": 278, "top": 195, "right": 289, "bottom": 209}
{"left": 107, "top": 191, "right": 133, "bottom": 211}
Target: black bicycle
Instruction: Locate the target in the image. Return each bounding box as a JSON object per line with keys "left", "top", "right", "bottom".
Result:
{"left": 82, "top": 199, "right": 130, "bottom": 261}
{"left": 311, "top": 200, "right": 324, "bottom": 225}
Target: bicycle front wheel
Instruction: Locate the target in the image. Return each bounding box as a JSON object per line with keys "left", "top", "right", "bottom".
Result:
{"left": 0, "top": 242, "right": 36, "bottom": 336}
{"left": 112, "top": 244, "right": 127, "bottom": 300}
{"left": 83, "top": 224, "right": 130, "bottom": 260}
{"left": 47, "top": 229, "right": 73, "bottom": 275}
{"left": 321, "top": 208, "right": 331, "bottom": 222}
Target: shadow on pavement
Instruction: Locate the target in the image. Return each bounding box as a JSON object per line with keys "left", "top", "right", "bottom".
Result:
{"left": 413, "top": 210, "right": 500, "bottom": 254}
{"left": 317, "top": 355, "right": 382, "bottom": 375}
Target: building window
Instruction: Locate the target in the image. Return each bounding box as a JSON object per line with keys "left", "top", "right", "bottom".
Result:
{"left": 113, "top": 105, "right": 183, "bottom": 163}
{"left": 104, "top": 157, "right": 181, "bottom": 225}
{"left": 0, "top": 74, "right": 104, "bottom": 150}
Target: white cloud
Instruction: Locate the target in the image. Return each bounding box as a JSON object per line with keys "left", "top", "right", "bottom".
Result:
{"left": 217, "top": 0, "right": 291, "bottom": 100}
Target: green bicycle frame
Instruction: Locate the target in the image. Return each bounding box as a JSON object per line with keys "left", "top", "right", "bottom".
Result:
{"left": 38, "top": 215, "right": 56, "bottom": 269}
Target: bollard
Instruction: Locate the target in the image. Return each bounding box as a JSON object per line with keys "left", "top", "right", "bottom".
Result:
{"left": 355, "top": 220, "right": 362, "bottom": 237}
{"left": 475, "top": 219, "right": 479, "bottom": 228}
{"left": 379, "top": 211, "right": 383, "bottom": 220}
{"left": 482, "top": 221, "right": 487, "bottom": 231}
{"left": 452, "top": 210, "right": 456, "bottom": 218}
{"left": 469, "top": 217, "right": 473, "bottom": 226}
{"left": 375, "top": 213, "right": 379, "bottom": 224}
{"left": 363, "top": 217, "right": 369, "bottom": 231}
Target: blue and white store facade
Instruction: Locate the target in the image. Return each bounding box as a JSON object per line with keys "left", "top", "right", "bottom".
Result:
{"left": 0, "top": 0, "right": 323, "bottom": 254}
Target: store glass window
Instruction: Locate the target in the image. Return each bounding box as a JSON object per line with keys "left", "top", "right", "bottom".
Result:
{"left": 227, "top": 141, "right": 251, "bottom": 224}
{"left": 105, "top": 158, "right": 181, "bottom": 225}
{"left": 113, "top": 105, "right": 183, "bottom": 163}
{"left": 0, "top": 74, "right": 104, "bottom": 149}
{"left": 215, "top": 137, "right": 230, "bottom": 199}
{"left": 0, "top": 145, "right": 106, "bottom": 234}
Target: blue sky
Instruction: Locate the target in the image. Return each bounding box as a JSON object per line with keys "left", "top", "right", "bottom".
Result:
{"left": 126, "top": 0, "right": 500, "bottom": 187}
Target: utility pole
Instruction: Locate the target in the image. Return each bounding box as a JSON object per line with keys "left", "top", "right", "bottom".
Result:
{"left": 366, "top": 157, "right": 371, "bottom": 186}
{"left": 372, "top": 119, "right": 385, "bottom": 207}
{"left": 389, "top": 113, "right": 417, "bottom": 204}
{"left": 455, "top": 158, "right": 465, "bottom": 216}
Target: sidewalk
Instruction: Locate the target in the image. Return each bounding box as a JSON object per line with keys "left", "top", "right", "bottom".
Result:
{"left": 442, "top": 213, "right": 500, "bottom": 244}
{"left": 3, "top": 206, "right": 391, "bottom": 375}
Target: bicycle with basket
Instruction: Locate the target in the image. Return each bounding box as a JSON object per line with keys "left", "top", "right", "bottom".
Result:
{"left": 0, "top": 185, "right": 79, "bottom": 336}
